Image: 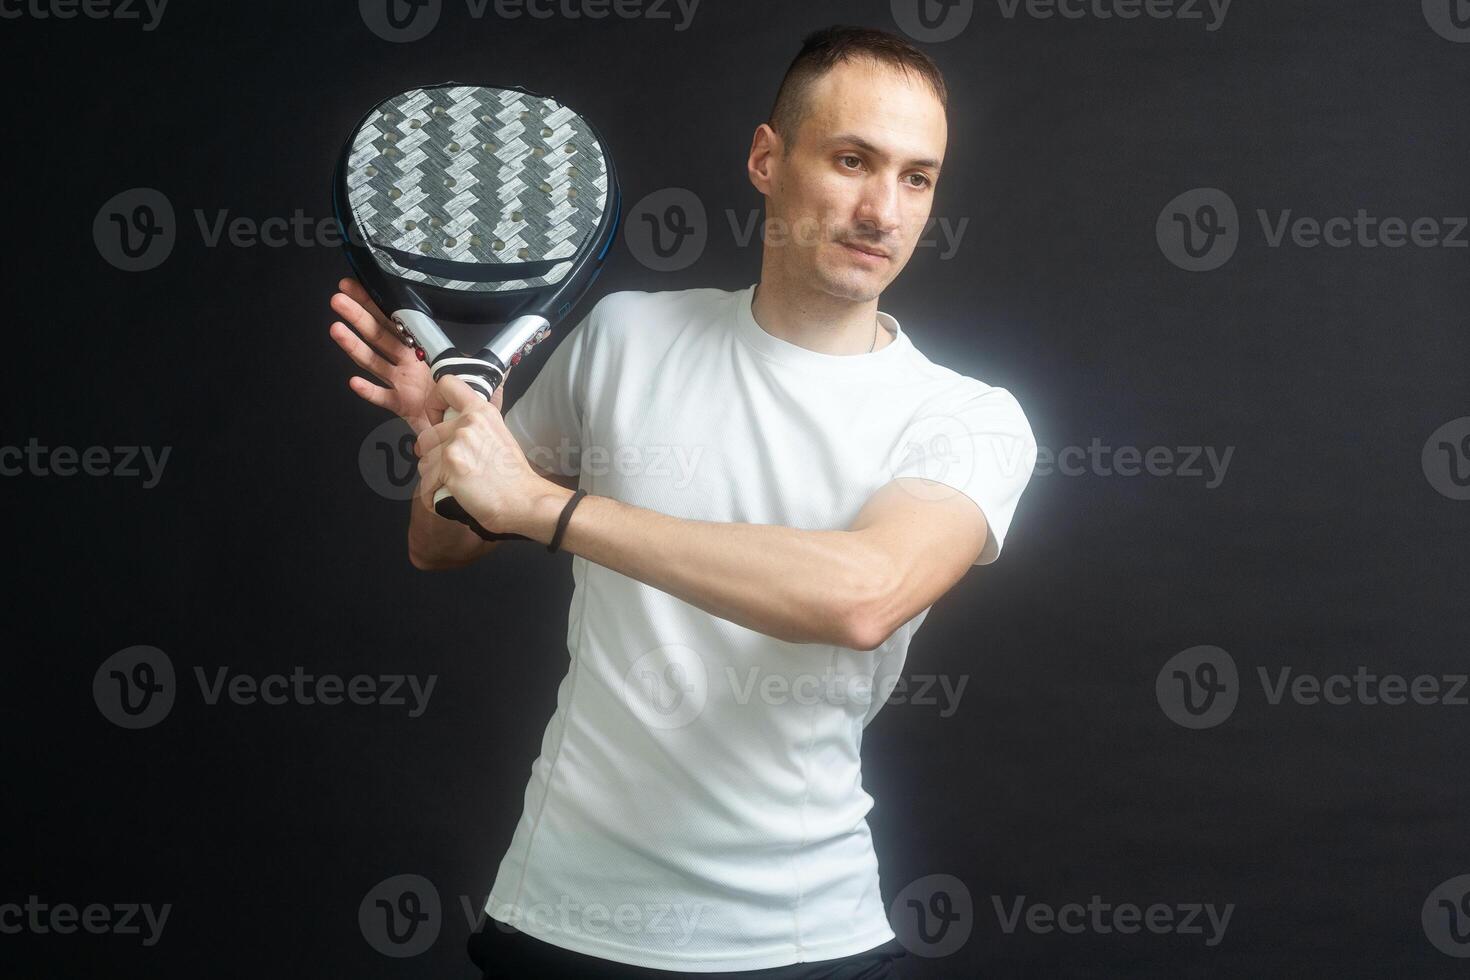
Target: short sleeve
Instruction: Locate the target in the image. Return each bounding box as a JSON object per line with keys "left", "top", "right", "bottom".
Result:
{"left": 888, "top": 386, "right": 1039, "bottom": 565}
{"left": 503, "top": 300, "right": 599, "bottom": 478}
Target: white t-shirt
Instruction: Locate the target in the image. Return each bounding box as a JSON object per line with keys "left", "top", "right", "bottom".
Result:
{"left": 485, "top": 283, "right": 1037, "bottom": 972}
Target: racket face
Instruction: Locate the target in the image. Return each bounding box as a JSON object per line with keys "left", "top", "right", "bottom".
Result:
{"left": 335, "top": 84, "right": 616, "bottom": 326}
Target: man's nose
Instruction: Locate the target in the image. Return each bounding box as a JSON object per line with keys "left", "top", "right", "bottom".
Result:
{"left": 853, "top": 176, "right": 902, "bottom": 237}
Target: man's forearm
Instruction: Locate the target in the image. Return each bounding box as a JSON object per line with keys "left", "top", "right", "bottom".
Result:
{"left": 520, "top": 485, "right": 889, "bottom": 649}
{"left": 407, "top": 490, "right": 499, "bottom": 569}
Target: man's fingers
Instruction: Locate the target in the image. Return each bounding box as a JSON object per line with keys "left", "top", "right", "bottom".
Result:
{"left": 347, "top": 376, "right": 398, "bottom": 413}
{"left": 330, "top": 321, "right": 398, "bottom": 383}
{"left": 339, "top": 278, "right": 392, "bottom": 330}
{"left": 331, "top": 287, "right": 400, "bottom": 364}
{"left": 437, "top": 373, "right": 490, "bottom": 416}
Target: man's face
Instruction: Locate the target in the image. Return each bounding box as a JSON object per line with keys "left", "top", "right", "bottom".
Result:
{"left": 761, "top": 58, "right": 947, "bottom": 303}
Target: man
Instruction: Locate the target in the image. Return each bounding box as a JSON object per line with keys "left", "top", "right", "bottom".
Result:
{"left": 328, "top": 25, "right": 1037, "bottom": 979}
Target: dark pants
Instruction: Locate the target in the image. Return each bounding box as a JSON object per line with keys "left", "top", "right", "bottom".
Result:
{"left": 467, "top": 919, "right": 907, "bottom": 979}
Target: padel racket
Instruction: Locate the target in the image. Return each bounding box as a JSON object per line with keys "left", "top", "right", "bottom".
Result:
{"left": 333, "top": 82, "right": 620, "bottom": 540}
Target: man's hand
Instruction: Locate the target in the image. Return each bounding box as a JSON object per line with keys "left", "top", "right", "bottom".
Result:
{"left": 328, "top": 278, "right": 508, "bottom": 433}
{"left": 413, "top": 375, "right": 563, "bottom": 538}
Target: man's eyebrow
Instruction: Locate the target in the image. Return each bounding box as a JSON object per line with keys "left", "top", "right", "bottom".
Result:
{"left": 825, "top": 133, "right": 942, "bottom": 171}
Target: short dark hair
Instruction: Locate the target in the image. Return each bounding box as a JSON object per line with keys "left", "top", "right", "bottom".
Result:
{"left": 768, "top": 26, "right": 948, "bottom": 150}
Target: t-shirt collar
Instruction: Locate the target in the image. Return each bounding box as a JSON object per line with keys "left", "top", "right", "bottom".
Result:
{"left": 733, "top": 283, "right": 909, "bottom": 374}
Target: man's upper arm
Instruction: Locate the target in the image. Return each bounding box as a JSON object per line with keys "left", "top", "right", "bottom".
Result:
{"left": 848, "top": 386, "right": 1039, "bottom": 644}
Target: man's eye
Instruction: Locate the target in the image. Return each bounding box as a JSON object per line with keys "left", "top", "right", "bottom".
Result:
{"left": 906, "top": 173, "right": 932, "bottom": 189}
{"left": 839, "top": 155, "right": 863, "bottom": 170}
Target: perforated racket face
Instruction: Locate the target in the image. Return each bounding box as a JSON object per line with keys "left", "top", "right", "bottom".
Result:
{"left": 342, "top": 85, "right": 611, "bottom": 293}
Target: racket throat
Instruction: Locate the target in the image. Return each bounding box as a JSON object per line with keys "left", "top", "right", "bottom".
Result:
{"left": 397, "top": 311, "right": 553, "bottom": 398}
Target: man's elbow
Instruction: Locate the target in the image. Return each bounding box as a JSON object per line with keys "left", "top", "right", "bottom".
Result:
{"left": 408, "top": 542, "right": 473, "bottom": 572}
{"left": 842, "top": 614, "right": 893, "bottom": 652}
{"left": 839, "top": 576, "right": 900, "bottom": 652}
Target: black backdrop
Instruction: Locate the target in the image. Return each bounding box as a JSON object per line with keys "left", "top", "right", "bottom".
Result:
{"left": 6, "top": 1, "right": 1469, "bottom": 977}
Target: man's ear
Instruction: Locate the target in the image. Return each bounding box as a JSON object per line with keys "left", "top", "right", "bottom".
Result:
{"left": 747, "top": 123, "right": 780, "bottom": 195}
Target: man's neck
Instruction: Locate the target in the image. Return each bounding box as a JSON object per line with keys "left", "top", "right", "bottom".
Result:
{"left": 750, "top": 270, "right": 889, "bottom": 356}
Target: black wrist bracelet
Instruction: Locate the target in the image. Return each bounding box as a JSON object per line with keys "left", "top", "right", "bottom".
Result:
{"left": 548, "top": 489, "right": 587, "bottom": 554}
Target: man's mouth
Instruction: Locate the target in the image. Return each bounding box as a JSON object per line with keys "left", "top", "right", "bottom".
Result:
{"left": 840, "top": 241, "right": 890, "bottom": 260}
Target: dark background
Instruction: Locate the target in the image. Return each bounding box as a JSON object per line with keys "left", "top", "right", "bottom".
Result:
{"left": 5, "top": 0, "right": 1468, "bottom": 977}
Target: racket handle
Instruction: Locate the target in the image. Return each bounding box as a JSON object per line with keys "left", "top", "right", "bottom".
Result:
{"left": 432, "top": 404, "right": 529, "bottom": 542}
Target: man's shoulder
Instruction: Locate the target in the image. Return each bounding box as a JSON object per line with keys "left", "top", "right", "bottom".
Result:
{"left": 893, "top": 339, "right": 1034, "bottom": 440}
{"left": 582, "top": 284, "right": 739, "bottom": 333}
